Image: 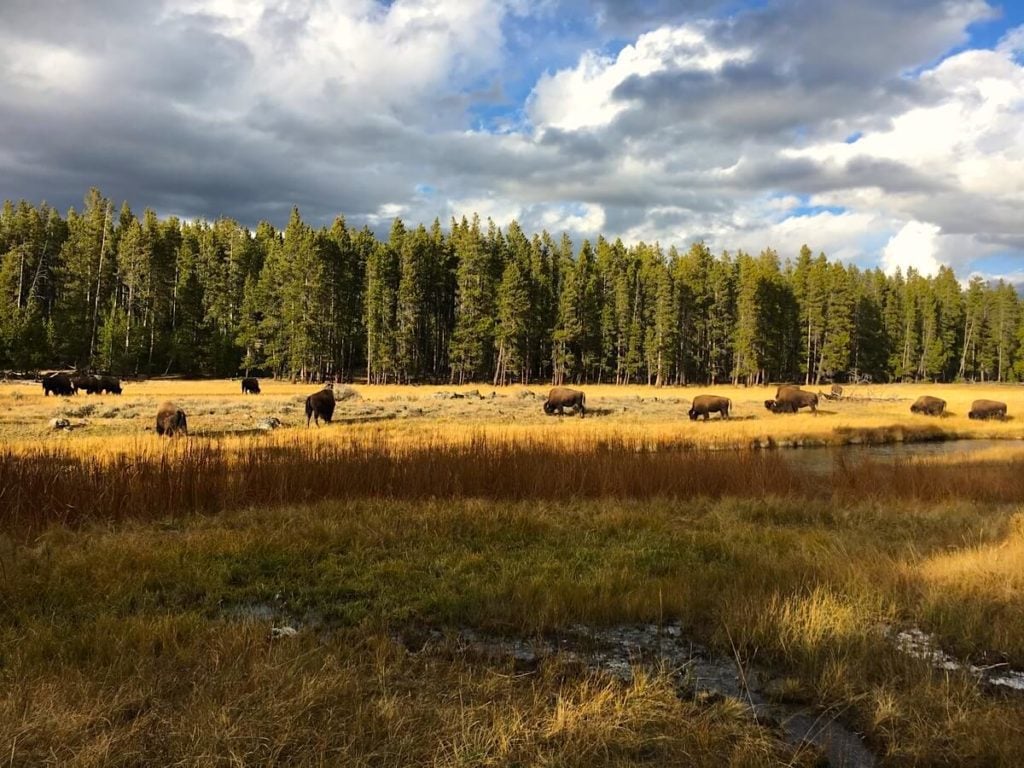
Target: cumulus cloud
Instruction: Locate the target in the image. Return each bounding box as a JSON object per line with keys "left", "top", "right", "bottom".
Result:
{"left": 528, "top": 24, "right": 752, "bottom": 131}
{"left": 882, "top": 221, "right": 944, "bottom": 277}
{"left": 0, "top": 0, "right": 1021, "bottom": 280}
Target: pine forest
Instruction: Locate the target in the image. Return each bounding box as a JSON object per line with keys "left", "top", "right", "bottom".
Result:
{"left": 2, "top": 188, "right": 1021, "bottom": 386}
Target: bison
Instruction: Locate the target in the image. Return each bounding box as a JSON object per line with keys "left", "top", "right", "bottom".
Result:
{"left": 155, "top": 401, "right": 188, "bottom": 437}
{"left": 688, "top": 394, "right": 731, "bottom": 421}
{"left": 305, "top": 387, "right": 336, "bottom": 427}
{"left": 968, "top": 399, "right": 1007, "bottom": 421}
{"left": 765, "top": 386, "right": 818, "bottom": 414}
{"left": 543, "top": 387, "right": 586, "bottom": 417}
{"left": 241, "top": 377, "right": 261, "bottom": 395}
{"left": 42, "top": 372, "right": 74, "bottom": 397}
{"left": 97, "top": 375, "right": 122, "bottom": 395}
{"left": 71, "top": 373, "right": 103, "bottom": 395}
{"left": 910, "top": 396, "right": 946, "bottom": 417}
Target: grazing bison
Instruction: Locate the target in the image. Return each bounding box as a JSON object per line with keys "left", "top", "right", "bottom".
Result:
{"left": 241, "top": 377, "right": 261, "bottom": 395}
{"left": 688, "top": 394, "right": 731, "bottom": 421}
{"left": 910, "top": 396, "right": 946, "bottom": 417}
{"left": 765, "top": 387, "right": 818, "bottom": 414}
{"left": 155, "top": 401, "right": 188, "bottom": 437}
{"left": 42, "top": 373, "right": 74, "bottom": 397}
{"left": 543, "top": 387, "right": 586, "bottom": 417}
{"left": 71, "top": 373, "right": 102, "bottom": 395}
{"left": 305, "top": 387, "right": 336, "bottom": 427}
{"left": 775, "top": 384, "right": 802, "bottom": 398}
{"left": 968, "top": 399, "right": 1007, "bottom": 421}
{"left": 97, "top": 375, "right": 122, "bottom": 394}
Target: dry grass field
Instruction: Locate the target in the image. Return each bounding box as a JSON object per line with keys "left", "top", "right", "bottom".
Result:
{"left": 4, "top": 378, "right": 1024, "bottom": 765}
{"left": 3, "top": 378, "right": 1024, "bottom": 453}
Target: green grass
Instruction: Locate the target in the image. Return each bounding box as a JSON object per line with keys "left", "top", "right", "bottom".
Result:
{"left": 4, "top": 495, "right": 1024, "bottom": 765}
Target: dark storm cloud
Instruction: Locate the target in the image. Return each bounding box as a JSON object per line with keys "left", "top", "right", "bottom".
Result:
{"left": 610, "top": 58, "right": 923, "bottom": 144}
{"left": 726, "top": 156, "right": 944, "bottom": 196}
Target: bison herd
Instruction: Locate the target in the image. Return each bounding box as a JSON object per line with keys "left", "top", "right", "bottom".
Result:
{"left": 28, "top": 373, "right": 1016, "bottom": 437}
{"left": 42, "top": 372, "right": 122, "bottom": 396}
{"left": 542, "top": 384, "right": 1010, "bottom": 423}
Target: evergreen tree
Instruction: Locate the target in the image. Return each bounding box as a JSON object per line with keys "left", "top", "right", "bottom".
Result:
{"left": 449, "top": 215, "right": 496, "bottom": 384}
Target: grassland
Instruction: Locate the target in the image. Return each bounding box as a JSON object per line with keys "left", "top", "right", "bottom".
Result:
{"left": 4, "top": 379, "right": 1024, "bottom": 452}
{"left": 4, "top": 379, "right": 1024, "bottom": 765}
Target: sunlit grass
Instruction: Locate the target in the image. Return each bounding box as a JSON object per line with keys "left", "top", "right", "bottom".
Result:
{"left": 4, "top": 380, "right": 1024, "bottom": 457}
{"left": 5, "top": 378, "right": 1024, "bottom": 764}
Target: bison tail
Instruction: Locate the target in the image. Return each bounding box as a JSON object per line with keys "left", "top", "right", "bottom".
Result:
{"left": 305, "top": 397, "right": 313, "bottom": 426}
{"left": 179, "top": 411, "right": 188, "bottom": 436}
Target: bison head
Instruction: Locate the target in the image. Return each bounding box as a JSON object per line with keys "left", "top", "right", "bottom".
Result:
{"left": 687, "top": 408, "right": 699, "bottom": 421}
{"left": 764, "top": 400, "right": 776, "bottom": 412}
{"left": 543, "top": 401, "right": 555, "bottom": 415}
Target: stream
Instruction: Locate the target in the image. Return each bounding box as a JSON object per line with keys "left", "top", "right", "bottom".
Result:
{"left": 394, "top": 622, "right": 878, "bottom": 768}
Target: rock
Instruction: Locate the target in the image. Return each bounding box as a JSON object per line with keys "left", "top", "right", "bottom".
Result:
{"left": 270, "top": 626, "right": 298, "bottom": 639}
{"left": 257, "top": 417, "right": 282, "bottom": 431}
{"left": 432, "top": 391, "right": 463, "bottom": 399}
{"left": 49, "top": 418, "right": 71, "bottom": 430}
{"left": 333, "top": 384, "right": 361, "bottom": 401}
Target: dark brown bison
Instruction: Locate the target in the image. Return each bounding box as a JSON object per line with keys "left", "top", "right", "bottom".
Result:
{"left": 42, "top": 373, "right": 74, "bottom": 396}
{"left": 306, "top": 388, "right": 336, "bottom": 426}
{"left": 775, "top": 384, "right": 802, "bottom": 398}
{"left": 968, "top": 399, "right": 1007, "bottom": 420}
{"left": 71, "top": 373, "right": 102, "bottom": 395}
{"left": 688, "top": 394, "right": 731, "bottom": 421}
{"left": 910, "top": 396, "right": 946, "bottom": 416}
{"left": 155, "top": 401, "right": 188, "bottom": 437}
{"left": 765, "top": 387, "right": 818, "bottom": 414}
{"left": 241, "top": 377, "right": 261, "bottom": 394}
{"left": 543, "top": 387, "right": 586, "bottom": 417}
{"left": 97, "top": 375, "right": 122, "bottom": 394}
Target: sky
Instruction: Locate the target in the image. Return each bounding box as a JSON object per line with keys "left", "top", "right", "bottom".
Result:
{"left": 1, "top": 0, "right": 1023, "bottom": 281}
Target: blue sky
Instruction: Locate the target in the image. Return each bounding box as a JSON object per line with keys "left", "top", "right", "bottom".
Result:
{"left": 0, "top": 0, "right": 1022, "bottom": 281}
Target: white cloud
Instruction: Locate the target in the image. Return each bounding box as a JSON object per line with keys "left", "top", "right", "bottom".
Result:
{"left": 151, "top": 0, "right": 514, "bottom": 118}
{"left": 882, "top": 221, "right": 944, "bottom": 276}
{"left": 537, "top": 202, "right": 606, "bottom": 234}
{"left": 783, "top": 27, "right": 1024, "bottom": 269}
{"left": 447, "top": 194, "right": 523, "bottom": 226}
{"left": 528, "top": 24, "right": 752, "bottom": 131}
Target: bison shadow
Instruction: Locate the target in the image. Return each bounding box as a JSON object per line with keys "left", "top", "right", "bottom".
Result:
{"left": 579, "top": 406, "right": 616, "bottom": 417}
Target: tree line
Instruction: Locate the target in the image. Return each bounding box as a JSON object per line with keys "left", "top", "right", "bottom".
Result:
{"left": 1, "top": 188, "right": 1022, "bottom": 385}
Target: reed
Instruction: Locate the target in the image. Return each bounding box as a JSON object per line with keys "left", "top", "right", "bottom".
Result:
{"left": 0, "top": 433, "right": 807, "bottom": 534}
{"left": 8, "top": 426, "right": 1024, "bottom": 535}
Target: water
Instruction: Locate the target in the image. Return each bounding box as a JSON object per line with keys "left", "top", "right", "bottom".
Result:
{"left": 405, "top": 623, "right": 877, "bottom": 768}
{"left": 893, "top": 628, "right": 1024, "bottom": 692}
{"left": 792, "top": 439, "right": 1016, "bottom": 476}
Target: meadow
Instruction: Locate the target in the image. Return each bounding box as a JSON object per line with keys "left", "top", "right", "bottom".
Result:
{"left": 3, "top": 379, "right": 1024, "bottom": 765}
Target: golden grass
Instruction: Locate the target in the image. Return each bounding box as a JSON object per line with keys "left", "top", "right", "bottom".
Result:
{"left": 5, "top": 379, "right": 1024, "bottom": 454}
{"left": 5, "top": 379, "right": 1024, "bottom": 764}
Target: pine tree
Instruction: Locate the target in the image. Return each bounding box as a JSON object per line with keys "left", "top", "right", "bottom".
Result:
{"left": 449, "top": 215, "right": 496, "bottom": 384}
{"left": 493, "top": 221, "right": 533, "bottom": 385}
